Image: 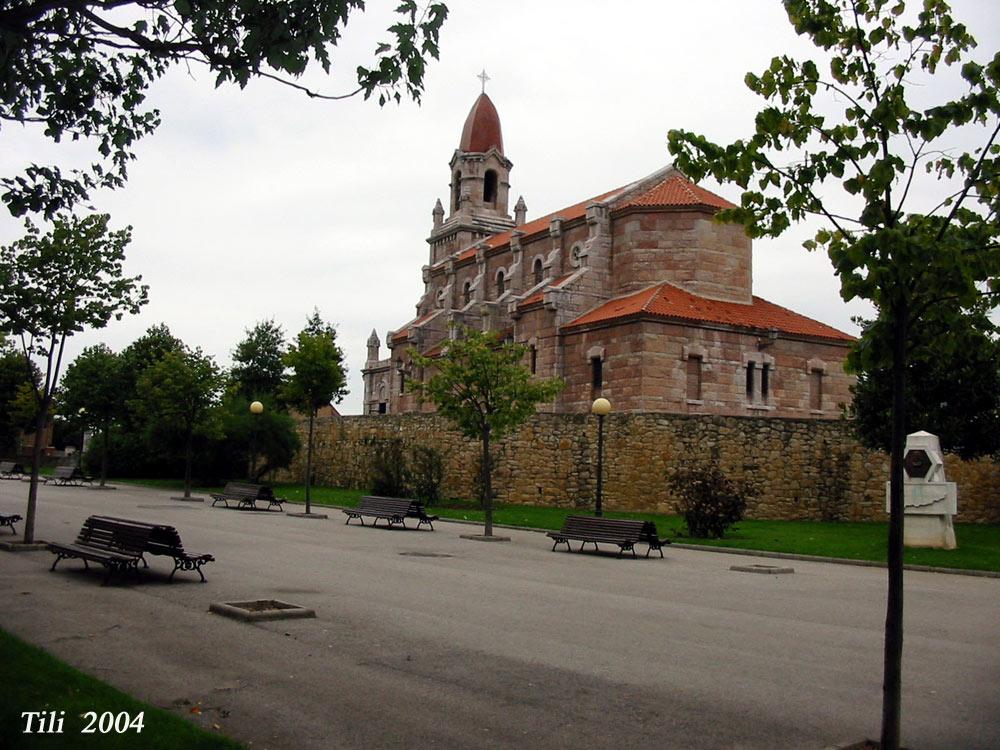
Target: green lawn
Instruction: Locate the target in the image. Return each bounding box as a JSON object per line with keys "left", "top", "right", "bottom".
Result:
{"left": 0, "top": 628, "right": 243, "bottom": 750}
{"left": 112, "top": 478, "right": 1000, "bottom": 572}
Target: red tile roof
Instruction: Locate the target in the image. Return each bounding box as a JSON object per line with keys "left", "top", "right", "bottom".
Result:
{"left": 391, "top": 310, "right": 440, "bottom": 343}
{"left": 565, "top": 282, "right": 854, "bottom": 342}
{"left": 517, "top": 273, "right": 575, "bottom": 308}
{"left": 619, "top": 175, "right": 736, "bottom": 211}
{"left": 455, "top": 187, "right": 624, "bottom": 263}
{"left": 449, "top": 174, "right": 735, "bottom": 265}
{"left": 422, "top": 341, "right": 445, "bottom": 358}
{"left": 459, "top": 93, "right": 504, "bottom": 154}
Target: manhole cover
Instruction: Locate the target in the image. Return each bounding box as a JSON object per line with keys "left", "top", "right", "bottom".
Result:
{"left": 730, "top": 563, "right": 795, "bottom": 574}
{"left": 398, "top": 552, "right": 454, "bottom": 558}
{"left": 209, "top": 599, "right": 316, "bottom": 622}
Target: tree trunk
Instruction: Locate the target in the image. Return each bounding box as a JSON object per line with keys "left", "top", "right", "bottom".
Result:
{"left": 23, "top": 402, "right": 50, "bottom": 544}
{"left": 305, "top": 409, "right": 315, "bottom": 514}
{"left": 881, "top": 306, "right": 908, "bottom": 750}
{"left": 482, "top": 425, "right": 493, "bottom": 537}
{"left": 99, "top": 420, "right": 109, "bottom": 487}
{"left": 183, "top": 430, "right": 193, "bottom": 499}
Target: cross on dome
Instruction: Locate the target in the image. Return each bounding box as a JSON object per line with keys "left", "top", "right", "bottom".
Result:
{"left": 477, "top": 68, "right": 490, "bottom": 94}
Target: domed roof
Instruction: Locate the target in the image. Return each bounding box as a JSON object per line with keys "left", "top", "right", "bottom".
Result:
{"left": 459, "top": 93, "right": 504, "bottom": 155}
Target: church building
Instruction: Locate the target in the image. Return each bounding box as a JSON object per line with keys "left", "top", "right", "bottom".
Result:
{"left": 362, "top": 92, "right": 855, "bottom": 417}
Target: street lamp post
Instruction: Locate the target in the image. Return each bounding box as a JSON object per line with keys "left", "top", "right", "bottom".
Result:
{"left": 591, "top": 397, "right": 611, "bottom": 517}
{"left": 249, "top": 401, "right": 264, "bottom": 481}
{"left": 76, "top": 408, "right": 87, "bottom": 469}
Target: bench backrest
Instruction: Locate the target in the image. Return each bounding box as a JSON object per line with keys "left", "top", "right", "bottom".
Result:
{"left": 559, "top": 515, "right": 646, "bottom": 541}
{"left": 144, "top": 528, "right": 186, "bottom": 557}
{"left": 222, "top": 481, "right": 262, "bottom": 497}
{"left": 222, "top": 482, "right": 273, "bottom": 499}
{"left": 640, "top": 520, "right": 662, "bottom": 542}
{"left": 52, "top": 466, "right": 76, "bottom": 478}
{"left": 77, "top": 517, "right": 152, "bottom": 555}
{"left": 358, "top": 495, "right": 421, "bottom": 516}
{"left": 0, "top": 461, "right": 14, "bottom": 472}
{"left": 88, "top": 515, "right": 184, "bottom": 555}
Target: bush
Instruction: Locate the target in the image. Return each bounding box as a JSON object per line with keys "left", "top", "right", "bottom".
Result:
{"left": 667, "top": 463, "right": 758, "bottom": 539}
{"left": 200, "top": 396, "right": 300, "bottom": 484}
{"left": 83, "top": 428, "right": 175, "bottom": 479}
{"left": 370, "top": 438, "right": 409, "bottom": 497}
{"left": 409, "top": 444, "right": 444, "bottom": 505}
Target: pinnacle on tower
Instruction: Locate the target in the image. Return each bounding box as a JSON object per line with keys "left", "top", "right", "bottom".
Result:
{"left": 432, "top": 198, "right": 444, "bottom": 229}
{"left": 514, "top": 195, "right": 527, "bottom": 226}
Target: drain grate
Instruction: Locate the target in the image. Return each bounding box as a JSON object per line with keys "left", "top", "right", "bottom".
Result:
{"left": 730, "top": 563, "right": 795, "bottom": 574}
{"left": 398, "top": 552, "right": 454, "bottom": 558}
{"left": 209, "top": 599, "right": 316, "bottom": 622}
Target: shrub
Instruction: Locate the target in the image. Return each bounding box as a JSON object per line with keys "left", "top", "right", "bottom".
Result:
{"left": 667, "top": 463, "right": 758, "bottom": 539}
{"left": 370, "top": 438, "right": 409, "bottom": 497}
{"left": 409, "top": 444, "right": 444, "bottom": 505}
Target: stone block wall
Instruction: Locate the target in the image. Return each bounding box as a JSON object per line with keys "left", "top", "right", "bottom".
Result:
{"left": 611, "top": 209, "right": 752, "bottom": 303}
{"left": 557, "top": 320, "right": 855, "bottom": 418}
{"left": 284, "top": 413, "right": 1000, "bottom": 524}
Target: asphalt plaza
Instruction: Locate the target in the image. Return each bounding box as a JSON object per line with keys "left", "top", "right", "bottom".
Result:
{"left": 1, "top": 481, "right": 998, "bottom": 749}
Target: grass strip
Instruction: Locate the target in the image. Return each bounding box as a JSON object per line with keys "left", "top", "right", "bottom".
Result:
{"left": 0, "top": 627, "right": 243, "bottom": 750}
{"left": 113, "top": 478, "right": 1000, "bottom": 572}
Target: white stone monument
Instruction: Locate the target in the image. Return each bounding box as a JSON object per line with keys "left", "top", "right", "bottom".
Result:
{"left": 885, "top": 430, "right": 957, "bottom": 549}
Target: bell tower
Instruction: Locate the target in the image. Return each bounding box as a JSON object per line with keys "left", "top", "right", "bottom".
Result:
{"left": 428, "top": 89, "right": 515, "bottom": 264}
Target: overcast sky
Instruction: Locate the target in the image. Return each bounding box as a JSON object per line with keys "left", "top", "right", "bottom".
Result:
{"left": 2, "top": 1, "right": 997, "bottom": 415}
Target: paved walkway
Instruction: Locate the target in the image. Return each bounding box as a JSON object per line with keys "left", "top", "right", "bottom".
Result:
{"left": 1, "top": 482, "right": 998, "bottom": 749}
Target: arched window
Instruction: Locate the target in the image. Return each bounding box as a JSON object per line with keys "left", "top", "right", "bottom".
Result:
{"left": 483, "top": 169, "right": 498, "bottom": 205}
{"left": 533, "top": 258, "right": 544, "bottom": 285}
{"left": 462, "top": 280, "right": 472, "bottom": 305}
{"left": 496, "top": 270, "right": 505, "bottom": 296}
{"left": 452, "top": 171, "right": 462, "bottom": 211}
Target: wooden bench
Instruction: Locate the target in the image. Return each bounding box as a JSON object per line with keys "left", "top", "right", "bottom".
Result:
{"left": 90, "top": 515, "right": 215, "bottom": 582}
{"left": 210, "top": 482, "right": 286, "bottom": 511}
{"left": 44, "top": 466, "right": 93, "bottom": 486}
{"left": 0, "top": 461, "right": 25, "bottom": 479}
{"left": 343, "top": 495, "right": 439, "bottom": 530}
{"left": 48, "top": 516, "right": 152, "bottom": 585}
{"left": 1, "top": 513, "right": 22, "bottom": 535}
{"left": 547, "top": 516, "right": 671, "bottom": 558}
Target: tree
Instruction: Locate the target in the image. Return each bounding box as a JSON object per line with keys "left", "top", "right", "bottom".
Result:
{"left": 120, "top": 324, "right": 184, "bottom": 376}
{"left": 0, "top": 339, "right": 39, "bottom": 457}
{"left": 0, "top": 1, "right": 448, "bottom": 218}
{"left": 230, "top": 319, "right": 287, "bottom": 402}
{"left": 119, "top": 324, "right": 184, "bottom": 428}
{"left": 850, "top": 311, "right": 1000, "bottom": 459}
{"left": 281, "top": 314, "right": 347, "bottom": 513}
{"left": 410, "top": 329, "right": 563, "bottom": 537}
{"left": 0, "top": 214, "right": 147, "bottom": 542}
{"left": 667, "top": 2, "right": 1000, "bottom": 746}
{"left": 59, "top": 344, "right": 127, "bottom": 487}
{"left": 203, "top": 392, "right": 301, "bottom": 484}
{"left": 134, "top": 348, "right": 221, "bottom": 500}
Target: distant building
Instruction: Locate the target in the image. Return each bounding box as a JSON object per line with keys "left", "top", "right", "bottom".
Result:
{"left": 363, "top": 93, "right": 855, "bottom": 417}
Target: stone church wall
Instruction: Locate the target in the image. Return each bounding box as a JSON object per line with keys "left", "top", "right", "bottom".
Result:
{"left": 285, "top": 413, "right": 1000, "bottom": 524}
{"left": 557, "top": 320, "right": 855, "bottom": 418}
{"left": 611, "top": 209, "right": 752, "bottom": 302}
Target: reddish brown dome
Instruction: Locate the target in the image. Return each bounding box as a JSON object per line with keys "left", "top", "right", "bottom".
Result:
{"left": 459, "top": 93, "right": 504, "bottom": 155}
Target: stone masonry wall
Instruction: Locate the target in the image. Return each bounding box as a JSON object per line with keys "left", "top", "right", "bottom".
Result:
{"left": 611, "top": 209, "right": 752, "bottom": 303}
{"left": 285, "top": 413, "right": 1000, "bottom": 524}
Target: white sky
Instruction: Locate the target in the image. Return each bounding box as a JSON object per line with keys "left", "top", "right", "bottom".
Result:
{"left": 2, "top": 0, "right": 997, "bottom": 415}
